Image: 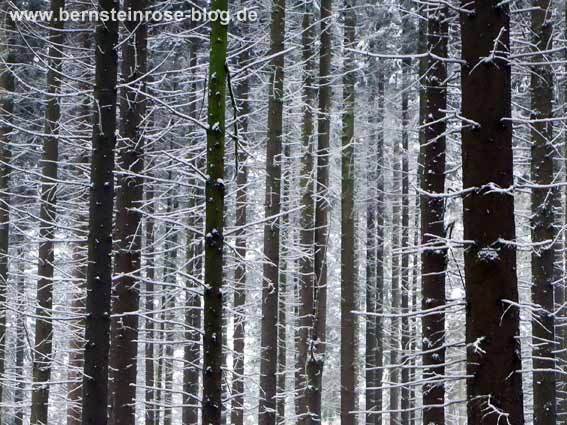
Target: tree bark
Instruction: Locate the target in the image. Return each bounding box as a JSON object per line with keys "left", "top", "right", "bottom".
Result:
{"left": 0, "top": 5, "right": 16, "bottom": 414}
{"left": 306, "top": 0, "right": 333, "bottom": 421}
{"left": 81, "top": 0, "right": 120, "bottom": 422}
{"left": 341, "top": 1, "right": 357, "bottom": 423}
{"left": 420, "top": 4, "right": 448, "bottom": 425}
{"left": 30, "top": 1, "right": 66, "bottom": 422}
{"left": 400, "top": 59, "right": 411, "bottom": 425}
{"left": 182, "top": 37, "right": 203, "bottom": 425}
{"left": 460, "top": 1, "right": 525, "bottom": 423}
{"left": 201, "top": 0, "right": 229, "bottom": 421}
{"left": 296, "top": 3, "right": 316, "bottom": 423}
{"left": 258, "top": 0, "right": 286, "bottom": 423}
{"left": 530, "top": 1, "right": 557, "bottom": 423}
{"left": 108, "top": 0, "right": 148, "bottom": 423}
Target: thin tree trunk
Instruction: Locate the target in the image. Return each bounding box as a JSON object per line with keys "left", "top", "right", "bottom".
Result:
{"left": 530, "top": 1, "right": 557, "bottom": 423}
{"left": 144, "top": 176, "right": 157, "bottom": 425}
{"left": 374, "top": 68, "right": 386, "bottom": 425}
{"left": 108, "top": 0, "right": 148, "bottom": 423}
{"left": 182, "top": 41, "right": 203, "bottom": 425}
{"left": 389, "top": 76, "right": 402, "bottom": 425}
{"left": 31, "top": 1, "right": 66, "bottom": 422}
{"left": 15, "top": 244, "right": 25, "bottom": 425}
{"left": 258, "top": 0, "right": 286, "bottom": 423}
{"left": 420, "top": 4, "right": 448, "bottom": 425}
{"left": 306, "top": 0, "right": 333, "bottom": 421}
{"left": 460, "top": 2, "right": 525, "bottom": 423}
{"left": 400, "top": 59, "right": 411, "bottom": 425}
{"left": 81, "top": 0, "right": 120, "bottom": 422}
{"left": 341, "top": 0, "right": 357, "bottom": 423}
{"left": 201, "top": 0, "right": 229, "bottom": 421}
{"left": 296, "top": 4, "right": 316, "bottom": 422}
{"left": 0, "top": 5, "right": 16, "bottom": 414}
{"left": 230, "top": 22, "right": 250, "bottom": 425}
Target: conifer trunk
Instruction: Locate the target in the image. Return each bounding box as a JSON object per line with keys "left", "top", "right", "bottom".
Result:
{"left": 341, "top": 0, "right": 357, "bottom": 423}
{"left": 81, "top": 0, "right": 120, "bottom": 422}
{"left": 460, "top": 2, "right": 525, "bottom": 423}
{"left": 108, "top": 0, "right": 148, "bottom": 423}
{"left": 258, "top": 0, "right": 286, "bottom": 423}
{"left": 0, "top": 5, "right": 16, "bottom": 413}
{"left": 31, "top": 1, "right": 66, "bottom": 422}
{"left": 202, "top": 0, "right": 229, "bottom": 421}
{"left": 306, "top": 0, "right": 333, "bottom": 421}
{"left": 296, "top": 4, "right": 316, "bottom": 422}
{"left": 420, "top": 4, "right": 448, "bottom": 424}
{"left": 530, "top": 1, "right": 557, "bottom": 423}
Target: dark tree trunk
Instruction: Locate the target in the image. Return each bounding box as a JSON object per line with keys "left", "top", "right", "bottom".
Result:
{"left": 81, "top": 0, "right": 120, "bottom": 422}
{"left": 530, "top": 1, "right": 557, "bottom": 423}
{"left": 201, "top": 0, "right": 229, "bottom": 421}
{"left": 341, "top": 1, "right": 357, "bottom": 423}
{"left": 306, "top": 0, "right": 333, "bottom": 421}
{"left": 389, "top": 78, "right": 402, "bottom": 425}
{"left": 108, "top": 0, "right": 148, "bottom": 423}
{"left": 144, "top": 175, "right": 157, "bottom": 425}
{"left": 460, "top": 1, "right": 525, "bottom": 423}
{"left": 296, "top": 4, "right": 316, "bottom": 423}
{"left": 420, "top": 4, "right": 448, "bottom": 425}
{"left": 366, "top": 66, "right": 385, "bottom": 425}
{"left": 31, "top": 1, "right": 66, "bottom": 422}
{"left": 258, "top": 0, "right": 286, "bottom": 423}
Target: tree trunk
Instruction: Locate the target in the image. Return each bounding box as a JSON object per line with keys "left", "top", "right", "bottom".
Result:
{"left": 366, "top": 65, "right": 385, "bottom": 425}
{"left": 296, "top": 4, "right": 316, "bottom": 423}
{"left": 258, "top": 0, "right": 286, "bottom": 423}
{"left": 230, "top": 20, "right": 250, "bottom": 425}
{"left": 108, "top": 0, "right": 148, "bottom": 423}
{"left": 420, "top": 4, "right": 448, "bottom": 425}
{"left": 399, "top": 59, "right": 411, "bottom": 425}
{"left": 144, "top": 175, "right": 157, "bottom": 425}
{"left": 0, "top": 5, "right": 16, "bottom": 414}
{"left": 530, "top": 1, "right": 557, "bottom": 423}
{"left": 31, "top": 1, "right": 66, "bottom": 422}
{"left": 201, "top": 0, "right": 229, "bottom": 421}
{"left": 81, "top": 0, "right": 120, "bottom": 422}
{"left": 460, "top": 2, "right": 525, "bottom": 423}
{"left": 341, "top": 1, "right": 357, "bottom": 423}
{"left": 306, "top": 0, "right": 333, "bottom": 421}
{"left": 389, "top": 77, "right": 402, "bottom": 425}
{"left": 183, "top": 39, "right": 203, "bottom": 425}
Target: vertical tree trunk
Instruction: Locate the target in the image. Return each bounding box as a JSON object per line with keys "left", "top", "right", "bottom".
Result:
{"left": 31, "top": 1, "right": 66, "bottom": 422}
{"left": 530, "top": 1, "right": 557, "bottom": 423}
{"left": 306, "top": 0, "right": 333, "bottom": 421}
{"left": 341, "top": 1, "right": 357, "bottom": 423}
{"left": 202, "top": 0, "right": 229, "bottom": 421}
{"left": 144, "top": 178, "right": 157, "bottom": 425}
{"left": 15, "top": 244, "right": 25, "bottom": 425}
{"left": 108, "top": 0, "right": 148, "bottom": 423}
{"left": 399, "top": 59, "right": 411, "bottom": 425}
{"left": 389, "top": 78, "right": 401, "bottom": 425}
{"left": 460, "top": 1, "right": 525, "bottom": 423}
{"left": 366, "top": 66, "right": 385, "bottom": 425}
{"left": 258, "top": 0, "right": 286, "bottom": 423}
{"left": 81, "top": 0, "right": 120, "bottom": 422}
{"left": 296, "top": 3, "right": 316, "bottom": 422}
{"left": 230, "top": 20, "right": 250, "bottom": 424}
{"left": 183, "top": 39, "right": 203, "bottom": 425}
{"left": 420, "top": 4, "right": 448, "bottom": 425}
{"left": 0, "top": 5, "right": 16, "bottom": 414}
